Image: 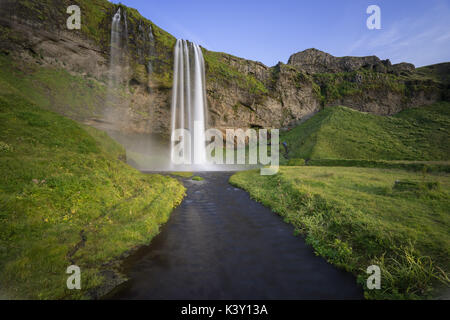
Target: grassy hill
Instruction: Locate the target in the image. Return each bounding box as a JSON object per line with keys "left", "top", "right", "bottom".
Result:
{"left": 0, "top": 89, "right": 185, "bottom": 299}
{"left": 282, "top": 103, "right": 450, "bottom": 161}
{"left": 416, "top": 63, "right": 450, "bottom": 87}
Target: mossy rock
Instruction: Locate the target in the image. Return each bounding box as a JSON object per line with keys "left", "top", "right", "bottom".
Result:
{"left": 131, "top": 64, "right": 148, "bottom": 85}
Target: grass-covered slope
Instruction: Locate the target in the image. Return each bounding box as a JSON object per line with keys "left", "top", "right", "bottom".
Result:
{"left": 282, "top": 103, "right": 450, "bottom": 161}
{"left": 416, "top": 63, "right": 450, "bottom": 87}
{"left": 230, "top": 167, "right": 450, "bottom": 299}
{"left": 0, "top": 54, "right": 113, "bottom": 121}
{"left": 0, "top": 92, "right": 185, "bottom": 299}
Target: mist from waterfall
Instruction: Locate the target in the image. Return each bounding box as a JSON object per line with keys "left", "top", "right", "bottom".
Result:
{"left": 102, "top": 18, "right": 256, "bottom": 172}
{"left": 170, "top": 39, "right": 208, "bottom": 166}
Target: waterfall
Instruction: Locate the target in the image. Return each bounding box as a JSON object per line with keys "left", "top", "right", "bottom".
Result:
{"left": 148, "top": 25, "right": 155, "bottom": 75}
{"left": 109, "top": 8, "right": 122, "bottom": 87}
{"left": 170, "top": 39, "right": 208, "bottom": 166}
{"left": 105, "top": 7, "right": 130, "bottom": 127}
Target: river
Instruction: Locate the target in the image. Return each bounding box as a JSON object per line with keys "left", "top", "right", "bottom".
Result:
{"left": 108, "top": 172, "right": 362, "bottom": 299}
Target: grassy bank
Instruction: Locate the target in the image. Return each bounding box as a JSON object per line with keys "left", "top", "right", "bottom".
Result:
{"left": 299, "top": 159, "right": 450, "bottom": 173}
{"left": 0, "top": 93, "right": 185, "bottom": 299}
{"left": 282, "top": 103, "right": 450, "bottom": 161}
{"left": 230, "top": 167, "right": 449, "bottom": 299}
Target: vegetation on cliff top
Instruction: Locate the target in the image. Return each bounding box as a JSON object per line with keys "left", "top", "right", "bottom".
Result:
{"left": 313, "top": 69, "right": 408, "bottom": 105}
{"left": 281, "top": 102, "right": 450, "bottom": 161}
{"left": 203, "top": 50, "right": 268, "bottom": 96}
{"left": 230, "top": 167, "right": 450, "bottom": 299}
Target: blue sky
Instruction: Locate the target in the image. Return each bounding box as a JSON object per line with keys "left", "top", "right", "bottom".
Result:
{"left": 110, "top": 0, "right": 450, "bottom": 67}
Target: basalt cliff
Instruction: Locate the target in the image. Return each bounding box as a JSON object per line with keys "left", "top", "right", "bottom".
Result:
{"left": 1, "top": 0, "right": 449, "bottom": 136}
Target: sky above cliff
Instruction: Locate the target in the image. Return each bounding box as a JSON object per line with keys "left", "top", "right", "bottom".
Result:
{"left": 110, "top": 0, "right": 450, "bottom": 67}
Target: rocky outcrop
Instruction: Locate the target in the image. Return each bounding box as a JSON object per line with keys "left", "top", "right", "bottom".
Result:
{"left": 204, "top": 54, "right": 322, "bottom": 130}
{"left": 287, "top": 48, "right": 391, "bottom": 74}
{"left": 287, "top": 48, "right": 418, "bottom": 77}
{"left": 0, "top": 0, "right": 448, "bottom": 137}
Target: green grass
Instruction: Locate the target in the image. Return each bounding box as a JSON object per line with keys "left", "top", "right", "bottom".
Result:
{"left": 307, "top": 159, "right": 450, "bottom": 173}
{"left": 287, "top": 158, "right": 306, "bottom": 166}
{"left": 0, "top": 92, "right": 185, "bottom": 299}
{"left": 192, "top": 176, "right": 204, "bottom": 181}
{"left": 415, "top": 63, "right": 450, "bottom": 86}
{"left": 170, "top": 172, "right": 194, "bottom": 178}
{"left": 230, "top": 167, "right": 450, "bottom": 299}
{"left": 282, "top": 103, "right": 450, "bottom": 161}
{"left": 0, "top": 54, "right": 121, "bottom": 121}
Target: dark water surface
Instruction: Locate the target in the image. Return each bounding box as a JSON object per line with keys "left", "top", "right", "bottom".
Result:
{"left": 109, "top": 172, "right": 363, "bottom": 299}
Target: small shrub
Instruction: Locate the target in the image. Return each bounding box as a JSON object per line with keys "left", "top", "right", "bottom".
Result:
{"left": 424, "top": 181, "right": 440, "bottom": 191}
{"left": 393, "top": 180, "right": 441, "bottom": 193}
{"left": 393, "top": 180, "right": 420, "bottom": 192}
{"left": 0, "top": 141, "right": 12, "bottom": 152}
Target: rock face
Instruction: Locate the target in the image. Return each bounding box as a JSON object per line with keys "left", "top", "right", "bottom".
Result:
{"left": 288, "top": 48, "right": 390, "bottom": 74}
{"left": 203, "top": 52, "right": 321, "bottom": 130}
{"left": 0, "top": 0, "right": 448, "bottom": 137}
{"left": 287, "top": 48, "right": 418, "bottom": 77}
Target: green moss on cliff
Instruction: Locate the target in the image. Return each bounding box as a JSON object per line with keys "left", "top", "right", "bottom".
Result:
{"left": 77, "top": 0, "right": 112, "bottom": 46}
{"left": 313, "top": 70, "right": 407, "bottom": 104}
{"left": 120, "top": 4, "right": 175, "bottom": 89}
{"left": 203, "top": 50, "right": 268, "bottom": 95}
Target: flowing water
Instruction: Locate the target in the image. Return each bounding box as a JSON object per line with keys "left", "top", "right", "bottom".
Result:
{"left": 109, "top": 8, "right": 122, "bottom": 88}
{"left": 105, "top": 8, "right": 129, "bottom": 126}
{"left": 170, "top": 39, "right": 208, "bottom": 166}
{"left": 109, "top": 172, "right": 363, "bottom": 299}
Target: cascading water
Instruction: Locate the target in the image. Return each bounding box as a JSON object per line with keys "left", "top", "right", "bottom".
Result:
{"left": 170, "top": 39, "right": 208, "bottom": 166}
{"left": 109, "top": 8, "right": 122, "bottom": 87}
{"left": 105, "top": 8, "right": 130, "bottom": 128}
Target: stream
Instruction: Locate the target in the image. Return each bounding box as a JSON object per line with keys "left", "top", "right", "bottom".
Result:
{"left": 108, "top": 172, "right": 363, "bottom": 299}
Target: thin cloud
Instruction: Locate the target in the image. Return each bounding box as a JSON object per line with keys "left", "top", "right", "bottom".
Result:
{"left": 347, "top": 3, "right": 450, "bottom": 66}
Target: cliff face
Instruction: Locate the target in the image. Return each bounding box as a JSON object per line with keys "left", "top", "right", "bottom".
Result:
{"left": 0, "top": 0, "right": 176, "bottom": 136}
{"left": 203, "top": 51, "right": 321, "bottom": 130}
{"left": 204, "top": 48, "right": 447, "bottom": 129}
{"left": 0, "top": 0, "right": 448, "bottom": 137}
